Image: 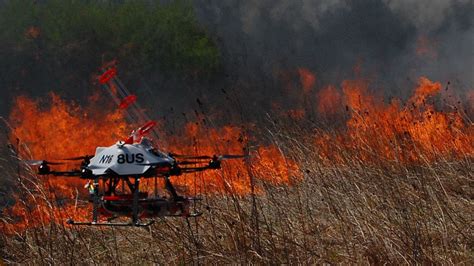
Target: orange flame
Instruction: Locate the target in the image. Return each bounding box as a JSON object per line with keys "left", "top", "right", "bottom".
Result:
{"left": 170, "top": 123, "right": 300, "bottom": 194}
{"left": 316, "top": 85, "right": 342, "bottom": 116}
{"left": 316, "top": 76, "right": 473, "bottom": 162}
{"left": 9, "top": 94, "right": 299, "bottom": 194}
{"left": 4, "top": 73, "right": 471, "bottom": 233}
{"left": 298, "top": 68, "right": 316, "bottom": 94}
{"left": 10, "top": 93, "right": 129, "bottom": 162}
{"left": 4, "top": 92, "right": 301, "bottom": 232}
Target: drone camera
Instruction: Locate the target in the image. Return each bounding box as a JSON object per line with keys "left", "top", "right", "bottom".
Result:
{"left": 209, "top": 160, "right": 221, "bottom": 169}
{"left": 38, "top": 163, "right": 50, "bottom": 175}
{"left": 81, "top": 168, "right": 93, "bottom": 179}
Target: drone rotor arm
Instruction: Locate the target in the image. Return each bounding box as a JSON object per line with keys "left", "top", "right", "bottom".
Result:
{"left": 60, "top": 155, "right": 94, "bottom": 161}
{"left": 170, "top": 154, "right": 212, "bottom": 160}
{"left": 219, "top": 154, "right": 246, "bottom": 160}
{"left": 176, "top": 160, "right": 209, "bottom": 165}
{"left": 179, "top": 168, "right": 209, "bottom": 173}
{"left": 25, "top": 160, "right": 65, "bottom": 166}
{"left": 47, "top": 170, "right": 84, "bottom": 177}
{"left": 170, "top": 153, "right": 246, "bottom": 160}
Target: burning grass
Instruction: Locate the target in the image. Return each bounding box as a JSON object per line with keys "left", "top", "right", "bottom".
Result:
{"left": 0, "top": 76, "right": 473, "bottom": 264}
{"left": 1, "top": 129, "right": 471, "bottom": 264}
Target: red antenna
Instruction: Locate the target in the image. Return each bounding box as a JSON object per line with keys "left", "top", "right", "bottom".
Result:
{"left": 124, "top": 121, "right": 157, "bottom": 144}
{"left": 119, "top": 95, "right": 137, "bottom": 109}
{"left": 98, "top": 61, "right": 166, "bottom": 149}
{"left": 98, "top": 68, "right": 117, "bottom": 84}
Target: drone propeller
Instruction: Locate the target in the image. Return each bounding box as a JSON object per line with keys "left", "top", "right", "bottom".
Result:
{"left": 172, "top": 155, "right": 212, "bottom": 160}
{"left": 217, "top": 155, "right": 246, "bottom": 160}
{"left": 176, "top": 160, "right": 206, "bottom": 165}
{"left": 25, "top": 160, "right": 64, "bottom": 166}
{"left": 170, "top": 154, "right": 246, "bottom": 160}
{"left": 60, "top": 155, "right": 94, "bottom": 161}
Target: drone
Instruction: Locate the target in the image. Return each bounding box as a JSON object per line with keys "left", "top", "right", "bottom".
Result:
{"left": 26, "top": 121, "right": 245, "bottom": 227}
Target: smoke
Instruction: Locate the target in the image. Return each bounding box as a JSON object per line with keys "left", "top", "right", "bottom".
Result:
{"left": 384, "top": 0, "right": 474, "bottom": 89}
{"left": 383, "top": 0, "right": 470, "bottom": 31}
{"left": 240, "top": 0, "right": 349, "bottom": 34}
{"left": 193, "top": 0, "right": 473, "bottom": 98}
{"left": 0, "top": 0, "right": 472, "bottom": 120}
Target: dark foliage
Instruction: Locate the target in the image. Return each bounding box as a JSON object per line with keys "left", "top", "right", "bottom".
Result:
{"left": 0, "top": 0, "right": 220, "bottom": 114}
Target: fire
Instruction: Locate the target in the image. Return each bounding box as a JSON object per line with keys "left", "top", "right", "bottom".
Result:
{"left": 3, "top": 93, "right": 129, "bottom": 233}
{"left": 10, "top": 93, "right": 129, "bottom": 165}
{"left": 298, "top": 67, "right": 316, "bottom": 94}
{"left": 2, "top": 195, "right": 91, "bottom": 234}
{"left": 4, "top": 71, "right": 471, "bottom": 233}
{"left": 287, "top": 109, "right": 306, "bottom": 120}
{"left": 316, "top": 85, "right": 342, "bottom": 116}
{"left": 409, "top": 76, "right": 441, "bottom": 106}
{"left": 163, "top": 123, "right": 300, "bottom": 195}
{"left": 316, "top": 76, "right": 473, "bottom": 162}
{"left": 467, "top": 90, "right": 474, "bottom": 116}
{"left": 9, "top": 94, "right": 299, "bottom": 195}
{"left": 3, "top": 91, "right": 300, "bottom": 233}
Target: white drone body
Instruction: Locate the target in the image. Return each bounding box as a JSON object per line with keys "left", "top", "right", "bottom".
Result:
{"left": 24, "top": 69, "right": 246, "bottom": 226}
{"left": 88, "top": 139, "right": 174, "bottom": 176}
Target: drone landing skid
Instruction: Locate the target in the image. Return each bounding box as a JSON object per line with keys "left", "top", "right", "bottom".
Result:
{"left": 66, "top": 218, "right": 155, "bottom": 227}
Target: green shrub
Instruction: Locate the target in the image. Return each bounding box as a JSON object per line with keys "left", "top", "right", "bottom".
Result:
{"left": 0, "top": 0, "right": 220, "bottom": 91}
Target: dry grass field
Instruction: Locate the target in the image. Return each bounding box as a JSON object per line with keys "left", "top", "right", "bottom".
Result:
{"left": 0, "top": 1, "right": 472, "bottom": 264}
{"left": 1, "top": 77, "right": 473, "bottom": 264}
